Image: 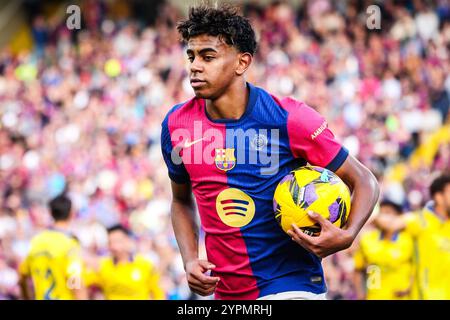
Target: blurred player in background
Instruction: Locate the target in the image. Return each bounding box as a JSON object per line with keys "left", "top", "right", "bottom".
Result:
{"left": 18, "top": 194, "right": 87, "bottom": 300}
{"left": 353, "top": 200, "right": 414, "bottom": 300}
{"left": 378, "top": 174, "right": 450, "bottom": 299}
{"left": 85, "top": 224, "right": 164, "bottom": 300}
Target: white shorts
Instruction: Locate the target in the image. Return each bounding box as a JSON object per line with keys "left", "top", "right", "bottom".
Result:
{"left": 257, "top": 291, "right": 328, "bottom": 300}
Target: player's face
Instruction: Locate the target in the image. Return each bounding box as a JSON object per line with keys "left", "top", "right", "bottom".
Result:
{"left": 376, "top": 205, "right": 401, "bottom": 230}
{"left": 436, "top": 184, "right": 450, "bottom": 217}
{"left": 186, "top": 34, "right": 241, "bottom": 99}
{"left": 108, "top": 230, "right": 132, "bottom": 258}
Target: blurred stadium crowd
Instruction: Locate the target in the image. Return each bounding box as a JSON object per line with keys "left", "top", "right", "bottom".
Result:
{"left": 0, "top": 0, "right": 449, "bottom": 299}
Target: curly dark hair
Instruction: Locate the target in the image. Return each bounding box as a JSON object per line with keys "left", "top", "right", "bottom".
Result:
{"left": 430, "top": 174, "right": 450, "bottom": 197}
{"left": 177, "top": 4, "right": 257, "bottom": 55}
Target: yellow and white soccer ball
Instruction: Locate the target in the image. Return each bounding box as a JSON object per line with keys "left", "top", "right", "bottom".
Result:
{"left": 273, "top": 166, "right": 351, "bottom": 236}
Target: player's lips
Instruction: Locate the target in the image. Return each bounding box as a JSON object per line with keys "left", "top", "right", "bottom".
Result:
{"left": 190, "top": 79, "right": 206, "bottom": 88}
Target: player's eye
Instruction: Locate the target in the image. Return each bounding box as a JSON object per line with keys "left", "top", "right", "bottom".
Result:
{"left": 204, "top": 56, "right": 215, "bottom": 61}
{"left": 187, "top": 56, "right": 194, "bottom": 62}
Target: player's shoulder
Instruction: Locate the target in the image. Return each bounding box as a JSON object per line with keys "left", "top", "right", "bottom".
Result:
{"left": 405, "top": 206, "right": 434, "bottom": 229}
{"left": 28, "top": 230, "right": 78, "bottom": 255}
{"left": 29, "top": 229, "right": 48, "bottom": 242}
{"left": 421, "top": 206, "right": 441, "bottom": 225}
{"left": 97, "top": 256, "right": 114, "bottom": 270}
{"left": 269, "top": 93, "right": 312, "bottom": 114}
{"left": 30, "top": 229, "right": 64, "bottom": 244}
{"left": 404, "top": 210, "right": 421, "bottom": 222}
{"left": 249, "top": 86, "right": 287, "bottom": 123}
{"left": 134, "top": 254, "right": 155, "bottom": 268}
{"left": 250, "top": 84, "right": 316, "bottom": 126}
{"left": 260, "top": 90, "right": 326, "bottom": 129}
{"left": 163, "top": 100, "right": 189, "bottom": 121}
{"left": 397, "top": 230, "right": 414, "bottom": 245}
{"left": 161, "top": 98, "right": 199, "bottom": 128}
{"left": 360, "top": 229, "right": 381, "bottom": 244}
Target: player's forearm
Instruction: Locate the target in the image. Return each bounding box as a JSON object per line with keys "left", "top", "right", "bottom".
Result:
{"left": 151, "top": 287, "right": 166, "bottom": 300}
{"left": 72, "top": 286, "right": 88, "bottom": 300}
{"left": 337, "top": 158, "right": 380, "bottom": 241}
{"left": 346, "top": 172, "right": 379, "bottom": 239}
{"left": 353, "top": 271, "right": 366, "bottom": 300}
{"left": 19, "top": 276, "right": 32, "bottom": 300}
{"left": 171, "top": 199, "right": 199, "bottom": 268}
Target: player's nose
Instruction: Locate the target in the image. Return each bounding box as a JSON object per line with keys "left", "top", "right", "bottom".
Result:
{"left": 190, "top": 59, "right": 204, "bottom": 73}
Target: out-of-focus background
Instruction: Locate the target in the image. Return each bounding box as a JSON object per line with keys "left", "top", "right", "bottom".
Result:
{"left": 0, "top": 0, "right": 449, "bottom": 300}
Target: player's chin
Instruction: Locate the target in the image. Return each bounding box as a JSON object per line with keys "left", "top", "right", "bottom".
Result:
{"left": 192, "top": 87, "right": 213, "bottom": 99}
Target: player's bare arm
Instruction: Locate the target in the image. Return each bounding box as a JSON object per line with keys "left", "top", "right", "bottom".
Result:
{"left": 170, "top": 181, "right": 220, "bottom": 296}
{"left": 72, "top": 285, "right": 88, "bottom": 300}
{"left": 373, "top": 210, "right": 406, "bottom": 233}
{"left": 18, "top": 274, "right": 32, "bottom": 300}
{"left": 352, "top": 267, "right": 366, "bottom": 300}
{"left": 288, "top": 155, "right": 380, "bottom": 258}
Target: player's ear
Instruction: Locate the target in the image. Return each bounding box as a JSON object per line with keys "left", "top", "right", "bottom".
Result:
{"left": 235, "top": 52, "right": 252, "bottom": 76}
{"left": 434, "top": 192, "right": 443, "bottom": 207}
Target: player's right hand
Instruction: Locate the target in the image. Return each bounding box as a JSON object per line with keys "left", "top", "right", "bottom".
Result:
{"left": 185, "top": 259, "right": 220, "bottom": 296}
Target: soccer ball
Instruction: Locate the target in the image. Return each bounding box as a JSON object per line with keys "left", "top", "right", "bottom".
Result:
{"left": 273, "top": 166, "right": 351, "bottom": 236}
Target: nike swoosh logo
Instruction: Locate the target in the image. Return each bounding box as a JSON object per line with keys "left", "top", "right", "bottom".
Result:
{"left": 183, "top": 138, "right": 205, "bottom": 148}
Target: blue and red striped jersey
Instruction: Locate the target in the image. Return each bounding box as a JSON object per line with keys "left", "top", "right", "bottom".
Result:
{"left": 161, "top": 83, "right": 348, "bottom": 299}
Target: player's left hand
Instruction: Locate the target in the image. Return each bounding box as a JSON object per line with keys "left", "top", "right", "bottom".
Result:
{"left": 394, "top": 288, "right": 411, "bottom": 298}
{"left": 287, "top": 211, "right": 354, "bottom": 258}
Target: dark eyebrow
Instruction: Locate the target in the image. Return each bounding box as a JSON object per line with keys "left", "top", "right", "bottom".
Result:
{"left": 186, "top": 48, "right": 218, "bottom": 55}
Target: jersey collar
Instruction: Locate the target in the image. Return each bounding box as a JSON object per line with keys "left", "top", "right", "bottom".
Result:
{"left": 423, "top": 200, "right": 446, "bottom": 223}
{"left": 379, "top": 230, "right": 400, "bottom": 242}
{"left": 113, "top": 253, "right": 135, "bottom": 265}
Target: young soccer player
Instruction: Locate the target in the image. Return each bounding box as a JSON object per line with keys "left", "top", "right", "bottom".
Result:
{"left": 161, "top": 5, "right": 379, "bottom": 300}
{"left": 85, "top": 225, "right": 165, "bottom": 300}
{"left": 19, "top": 194, "right": 87, "bottom": 300}
{"left": 377, "top": 174, "right": 450, "bottom": 299}
{"left": 353, "top": 200, "right": 414, "bottom": 300}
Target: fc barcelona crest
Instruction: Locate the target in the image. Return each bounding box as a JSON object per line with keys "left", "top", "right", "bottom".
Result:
{"left": 215, "top": 148, "right": 236, "bottom": 171}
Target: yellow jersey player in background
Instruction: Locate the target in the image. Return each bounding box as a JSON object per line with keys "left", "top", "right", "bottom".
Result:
{"left": 378, "top": 174, "right": 450, "bottom": 299}
{"left": 353, "top": 200, "right": 414, "bottom": 300}
{"left": 85, "top": 224, "right": 165, "bottom": 300}
{"left": 18, "top": 194, "right": 87, "bottom": 300}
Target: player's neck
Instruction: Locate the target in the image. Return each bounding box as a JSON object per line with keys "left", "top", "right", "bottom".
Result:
{"left": 383, "top": 230, "right": 395, "bottom": 241}
{"left": 206, "top": 80, "right": 248, "bottom": 120}
{"left": 53, "top": 220, "right": 70, "bottom": 230}
{"left": 434, "top": 206, "right": 449, "bottom": 221}
{"left": 114, "top": 253, "right": 131, "bottom": 264}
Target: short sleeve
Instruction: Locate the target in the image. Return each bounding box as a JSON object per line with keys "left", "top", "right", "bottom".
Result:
{"left": 353, "top": 242, "right": 366, "bottom": 271}
{"left": 161, "top": 114, "right": 190, "bottom": 184}
{"left": 147, "top": 262, "right": 165, "bottom": 300}
{"left": 18, "top": 256, "right": 30, "bottom": 277}
{"left": 83, "top": 268, "right": 99, "bottom": 287}
{"left": 282, "top": 97, "right": 348, "bottom": 171}
{"left": 65, "top": 242, "right": 84, "bottom": 282}
{"left": 404, "top": 213, "right": 423, "bottom": 237}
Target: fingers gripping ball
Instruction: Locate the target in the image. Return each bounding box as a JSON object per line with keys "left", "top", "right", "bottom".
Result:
{"left": 273, "top": 166, "right": 351, "bottom": 236}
